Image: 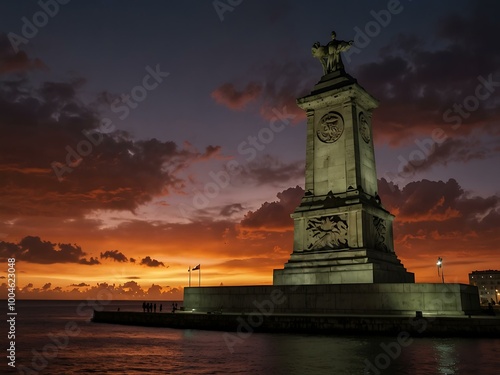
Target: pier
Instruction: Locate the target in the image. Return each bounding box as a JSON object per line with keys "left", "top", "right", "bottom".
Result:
{"left": 92, "top": 310, "right": 500, "bottom": 337}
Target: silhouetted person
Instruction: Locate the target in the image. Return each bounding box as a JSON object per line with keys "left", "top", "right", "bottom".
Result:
{"left": 142, "top": 302, "right": 146, "bottom": 312}
{"left": 160, "top": 304, "right": 162, "bottom": 312}
{"left": 154, "top": 303, "right": 157, "bottom": 313}
{"left": 172, "top": 302, "right": 175, "bottom": 313}
{"left": 175, "top": 302, "right": 178, "bottom": 311}
{"left": 488, "top": 302, "right": 495, "bottom": 316}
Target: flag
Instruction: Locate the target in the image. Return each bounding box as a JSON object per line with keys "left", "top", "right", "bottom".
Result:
{"left": 193, "top": 264, "right": 200, "bottom": 270}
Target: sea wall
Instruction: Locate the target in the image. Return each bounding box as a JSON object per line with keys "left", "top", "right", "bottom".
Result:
{"left": 183, "top": 283, "right": 480, "bottom": 316}
{"left": 92, "top": 310, "right": 500, "bottom": 337}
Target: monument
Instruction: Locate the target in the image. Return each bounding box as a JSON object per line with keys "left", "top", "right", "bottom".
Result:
{"left": 273, "top": 31, "right": 414, "bottom": 285}
{"left": 183, "top": 32, "right": 480, "bottom": 316}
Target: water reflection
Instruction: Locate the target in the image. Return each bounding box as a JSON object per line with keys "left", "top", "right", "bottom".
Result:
{"left": 14, "top": 301, "right": 500, "bottom": 374}
{"left": 433, "top": 341, "right": 458, "bottom": 374}
{"left": 240, "top": 334, "right": 500, "bottom": 375}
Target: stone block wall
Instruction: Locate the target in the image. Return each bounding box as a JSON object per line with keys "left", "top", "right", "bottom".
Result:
{"left": 183, "top": 283, "right": 481, "bottom": 316}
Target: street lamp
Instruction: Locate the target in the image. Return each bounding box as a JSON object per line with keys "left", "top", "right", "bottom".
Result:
{"left": 436, "top": 257, "right": 444, "bottom": 283}
{"left": 496, "top": 289, "right": 499, "bottom": 304}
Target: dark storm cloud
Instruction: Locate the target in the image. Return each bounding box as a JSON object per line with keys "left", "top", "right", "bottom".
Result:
{"left": 200, "top": 145, "right": 223, "bottom": 160}
{"left": 69, "top": 283, "right": 90, "bottom": 287}
{"left": 100, "top": 249, "right": 129, "bottom": 262}
{"left": 257, "top": 61, "right": 315, "bottom": 123}
{"left": 0, "top": 49, "right": 222, "bottom": 220}
{"left": 0, "top": 241, "right": 18, "bottom": 259}
{"left": 355, "top": 177, "right": 500, "bottom": 262}
{"left": 231, "top": 155, "right": 305, "bottom": 186}
{"left": 122, "top": 280, "right": 142, "bottom": 291}
{"left": 79, "top": 257, "right": 100, "bottom": 265}
{"left": 240, "top": 186, "right": 303, "bottom": 231}
{"left": 0, "top": 33, "right": 46, "bottom": 74}
{"left": 355, "top": 2, "right": 500, "bottom": 146}
{"left": 379, "top": 178, "right": 463, "bottom": 222}
{"left": 39, "top": 80, "right": 86, "bottom": 103}
{"left": 378, "top": 178, "right": 500, "bottom": 237}
{"left": 220, "top": 203, "right": 245, "bottom": 217}
{"left": 139, "top": 256, "right": 165, "bottom": 268}
{"left": 398, "top": 137, "right": 494, "bottom": 176}
{"left": 0, "top": 236, "right": 100, "bottom": 265}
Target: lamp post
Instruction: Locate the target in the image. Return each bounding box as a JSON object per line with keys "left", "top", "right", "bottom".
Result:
{"left": 436, "top": 257, "right": 444, "bottom": 283}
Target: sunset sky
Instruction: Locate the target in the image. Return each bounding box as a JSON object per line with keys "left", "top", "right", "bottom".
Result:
{"left": 1, "top": 0, "right": 499, "bottom": 300}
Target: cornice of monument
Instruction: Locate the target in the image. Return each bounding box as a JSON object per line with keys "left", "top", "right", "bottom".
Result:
{"left": 292, "top": 188, "right": 393, "bottom": 217}
{"left": 297, "top": 80, "right": 379, "bottom": 111}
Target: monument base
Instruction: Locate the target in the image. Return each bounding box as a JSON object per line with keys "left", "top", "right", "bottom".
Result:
{"left": 273, "top": 248, "right": 415, "bottom": 285}
{"left": 183, "top": 283, "right": 480, "bottom": 316}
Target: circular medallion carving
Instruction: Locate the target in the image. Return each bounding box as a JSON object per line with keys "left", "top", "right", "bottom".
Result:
{"left": 359, "top": 113, "right": 371, "bottom": 143}
{"left": 316, "top": 112, "right": 344, "bottom": 143}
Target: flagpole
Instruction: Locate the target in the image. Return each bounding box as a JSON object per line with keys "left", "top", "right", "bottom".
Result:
{"left": 199, "top": 266, "right": 201, "bottom": 287}
{"left": 188, "top": 266, "right": 191, "bottom": 287}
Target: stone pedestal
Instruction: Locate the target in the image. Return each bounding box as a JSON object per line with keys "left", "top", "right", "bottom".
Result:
{"left": 273, "top": 199, "right": 414, "bottom": 284}
{"left": 273, "top": 70, "right": 414, "bottom": 285}
{"left": 183, "top": 283, "right": 480, "bottom": 316}
{"left": 273, "top": 249, "right": 415, "bottom": 285}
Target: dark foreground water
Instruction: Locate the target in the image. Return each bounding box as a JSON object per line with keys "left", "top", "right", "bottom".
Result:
{"left": 1, "top": 300, "right": 500, "bottom": 374}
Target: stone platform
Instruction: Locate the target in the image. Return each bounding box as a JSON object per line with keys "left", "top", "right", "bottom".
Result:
{"left": 183, "top": 283, "right": 480, "bottom": 316}
{"left": 273, "top": 248, "right": 415, "bottom": 285}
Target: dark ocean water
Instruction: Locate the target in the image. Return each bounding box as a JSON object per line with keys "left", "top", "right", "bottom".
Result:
{"left": 1, "top": 300, "right": 500, "bottom": 374}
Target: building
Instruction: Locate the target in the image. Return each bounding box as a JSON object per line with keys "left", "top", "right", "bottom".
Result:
{"left": 469, "top": 270, "right": 500, "bottom": 304}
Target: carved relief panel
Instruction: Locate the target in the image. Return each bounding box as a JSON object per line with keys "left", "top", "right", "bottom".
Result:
{"left": 358, "top": 112, "right": 371, "bottom": 143}
{"left": 307, "top": 214, "right": 348, "bottom": 250}
{"left": 373, "top": 216, "right": 389, "bottom": 252}
{"left": 316, "top": 112, "right": 344, "bottom": 143}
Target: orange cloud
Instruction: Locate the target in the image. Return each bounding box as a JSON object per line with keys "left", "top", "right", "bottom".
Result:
{"left": 210, "top": 61, "right": 316, "bottom": 124}
{"left": 211, "top": 82, "right": 262, "bottom": 110}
